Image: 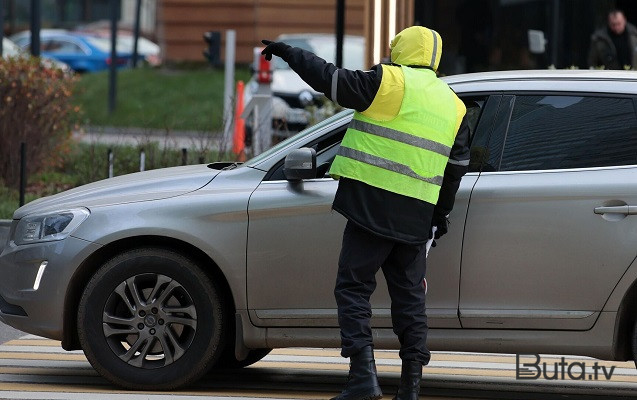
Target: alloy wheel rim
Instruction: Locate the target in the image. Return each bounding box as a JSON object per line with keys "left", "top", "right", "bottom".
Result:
{"left": 102, "top": 273, "right": 197, "bottom": 369}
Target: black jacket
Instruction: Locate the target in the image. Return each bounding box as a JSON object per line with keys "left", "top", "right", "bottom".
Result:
{"left": 588, "top": 23, "right": 637, "bottom": 69}
{"left": 278, "top": 45, "right": 471, "bottom": 244}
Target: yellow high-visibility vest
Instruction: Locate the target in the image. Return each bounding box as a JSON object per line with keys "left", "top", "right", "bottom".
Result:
{"left": 329, "top": 65, "right": 465, "bottom": 205}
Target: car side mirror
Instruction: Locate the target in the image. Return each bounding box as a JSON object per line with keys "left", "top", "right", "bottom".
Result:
{"left": 284, "top": 148, "right": 317, "bottom": 181}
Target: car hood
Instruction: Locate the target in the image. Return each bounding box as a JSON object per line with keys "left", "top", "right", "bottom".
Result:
{"left": 14, "top": 164, "right": 220, "bottom": 219}
{"left": 272, "top": 69, "right": 318, "bottom": 96}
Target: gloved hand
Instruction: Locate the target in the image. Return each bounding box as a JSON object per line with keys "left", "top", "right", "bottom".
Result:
{"left": 429, "top": 215, "right": 449, "bottom": 240}
{"left": 261, "top": 40, "right": 291, "bottom": 61}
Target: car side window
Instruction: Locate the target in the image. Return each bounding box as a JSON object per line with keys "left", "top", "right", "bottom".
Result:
{"left": 265, "top": 127, "right": 346, "bottom": 181}
{"left": 45, "top": 39, "right": 85, "bottom": 55}
{"left": 499, "top": 95, "right": 637, "bottom": 171}
{"left": 462, "top": 95, "right": 503, "bottom": 173}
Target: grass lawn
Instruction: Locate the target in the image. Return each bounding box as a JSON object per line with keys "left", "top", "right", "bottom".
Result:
{"left": 0, "top": 141, "right": 221, "bottom": 219}
{"left": 0, "top": 186, "right": 38, "bottom": 220}
{"left": 73, "top": 66, "right": 251, "bottom": 131}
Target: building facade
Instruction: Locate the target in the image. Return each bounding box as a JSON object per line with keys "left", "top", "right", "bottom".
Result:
{"left": 4, "top": 0, "right": 637, "bottom": 74}
{"left": 157, "top": 0, "right": 367, "bottom": 65}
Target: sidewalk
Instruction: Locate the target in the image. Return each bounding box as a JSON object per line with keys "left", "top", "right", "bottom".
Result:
{"left": 73, "top": 126, "right": 225, "bottom": 150}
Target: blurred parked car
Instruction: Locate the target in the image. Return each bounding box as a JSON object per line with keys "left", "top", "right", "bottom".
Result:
{"left": 244, "top": 34, "right": 365, "bottom": 136}
{"left": 74, "top": 20, "right": 162, "bottom": 67}
{"left": 75, "top": 29, "right": 162, "bottom": 66}
{"left": 1, "top": 37, "right": 22, "bottom": 58}
{"left": 10, "top": 30, "right": 132, "bottom": 73}
{"left": 3, "top": 70, "right": 637, "bottom": 390}
{"left": 2, "top": 37, "right": 72, "bottom": 74}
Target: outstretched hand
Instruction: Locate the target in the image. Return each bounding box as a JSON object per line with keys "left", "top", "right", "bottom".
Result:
{"left": 261, "top": 39, "right": 290, "bottom": 61}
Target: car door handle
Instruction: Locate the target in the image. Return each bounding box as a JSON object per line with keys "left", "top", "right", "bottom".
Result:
{"left": 594, "top": 205, "right": 637, "bottom": 215}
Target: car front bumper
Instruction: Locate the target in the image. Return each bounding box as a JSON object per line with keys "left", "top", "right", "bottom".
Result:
{"left": 0, "top": 232, "right": 101, "bottom": 340}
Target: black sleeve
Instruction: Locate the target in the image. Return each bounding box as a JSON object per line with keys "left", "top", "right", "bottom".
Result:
{"left": 433, "top": 116, "right": 471, "bottom": 220}
{"left": 280, "top": 46, "right": 382, "bottom": 112}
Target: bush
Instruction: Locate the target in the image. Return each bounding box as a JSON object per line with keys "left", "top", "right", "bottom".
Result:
{"left": 63, "top": 141, "right": 220, "bottom": 186}
{"left": 0, "top": 56, "right": 79, "bottom": 188}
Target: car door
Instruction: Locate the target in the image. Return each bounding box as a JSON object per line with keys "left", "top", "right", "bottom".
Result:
{"left": 246, "top": 96, "right": 494, "bottom": 329}
{"left": 246, "top": 126, "right": 352, "bottom": 328}
{"left": 460, "top": 93, "right": 637, "bottom": 330}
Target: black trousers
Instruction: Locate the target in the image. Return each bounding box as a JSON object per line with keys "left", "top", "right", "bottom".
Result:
{"left": 334, "top": 220, "right": 430, "bottom": 365}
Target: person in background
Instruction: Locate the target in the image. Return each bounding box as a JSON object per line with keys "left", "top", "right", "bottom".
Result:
{"left": 588, "top": 9, "right": 637, "bottom": 70}
{"left": 262, "top": 25, "right": 470, "bottom": 400}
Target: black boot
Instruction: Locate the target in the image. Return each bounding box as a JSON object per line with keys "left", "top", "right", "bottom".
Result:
{"left": 330, "top": 346, "right": 383, "bottom": 400}
{"left": 393, "top": 360, "right": 422, "bottom": 400}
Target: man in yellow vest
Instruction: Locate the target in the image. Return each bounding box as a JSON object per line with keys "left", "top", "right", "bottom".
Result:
{"left": 262, "top": 26, "right": 470, "bottom": 400}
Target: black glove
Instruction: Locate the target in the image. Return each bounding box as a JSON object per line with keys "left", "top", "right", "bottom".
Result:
{"left": 261, "top": 40, "right": 291, "bottom": 61}
{"left": 429, "top": 215, "right": 449, "bottom": 240}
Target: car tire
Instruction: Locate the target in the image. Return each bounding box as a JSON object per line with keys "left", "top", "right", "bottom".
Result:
{"left": 77, "top": 248, "right": 225, "bottom": 390}
{"left": 214, "top": 347, "right": 272, "bottom": 369}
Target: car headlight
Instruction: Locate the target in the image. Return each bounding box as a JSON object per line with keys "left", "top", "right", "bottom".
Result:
{"left": 14, "top": 208, "right": 90, "bottom": 245}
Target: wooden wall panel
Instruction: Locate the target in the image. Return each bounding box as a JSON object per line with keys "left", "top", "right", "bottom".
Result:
{"left": 159, "top": 0, "right": 370, "bottom": 63}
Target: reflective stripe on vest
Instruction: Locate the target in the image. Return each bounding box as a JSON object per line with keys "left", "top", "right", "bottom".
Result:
{"left": 338, "top": 146, "right": 444, "bottom": 186}
{"left": 348, "top": 119, "right": 452, "bottom": 158}
{"left": 329, "top": 65, "right": 462, "bottom": 204}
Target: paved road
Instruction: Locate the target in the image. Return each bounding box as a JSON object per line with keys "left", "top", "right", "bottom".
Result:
{"left": 0, "top": 324, "right": 23, "bottom": 346}
{"left": 0, "top": 335, "right": 634, "bottom": 399}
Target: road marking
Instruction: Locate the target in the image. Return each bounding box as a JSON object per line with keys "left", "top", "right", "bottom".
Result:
{"left": 0, "top": 334, "right": 635, "bottom": 400}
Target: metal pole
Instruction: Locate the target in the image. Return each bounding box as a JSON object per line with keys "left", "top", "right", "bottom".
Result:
{"left": 132, "top": 0, "right": 141, "bottom": 67}
{"left": 181, "top": 148, "right": 187, "bottom": 165}
{"left": 139, "top": 148, "right": 145, "bottom": 171}
{"left": 8, "top": 0, "right": 15, "bottom": 35}
{"left": 19, "top": 142, "right": 26, "bottom": 207}
{"left": 551, "top": 0, "right": 560, "bottom": 68}
{"left": 335, "top": 0, "right": 345, "bottom": 68}
{"left": 108, "top": 0, "right": 118, "bottom": 114}
{"left": 222, "top": 30, "right": 236, "bottom": 147}
{"left": 30, "top": 0, "right": 40, "bottom": 57}
{"left": 253, "top": 105, "right": 260, "bottom": 155}
{"left": 107, "top": 148, "right": 114, "bottom": 178}
{"left": 0, "top": 0, "right": 5, "bottom": 56}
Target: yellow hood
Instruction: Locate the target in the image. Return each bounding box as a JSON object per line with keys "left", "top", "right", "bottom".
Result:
{"left": 390, "top": 26, "right": 442, "bottom": 70}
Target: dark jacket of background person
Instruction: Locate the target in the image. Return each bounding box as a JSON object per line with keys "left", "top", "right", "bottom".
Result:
{"left": 588, "top": 22, "right": 637, "bottom": 69}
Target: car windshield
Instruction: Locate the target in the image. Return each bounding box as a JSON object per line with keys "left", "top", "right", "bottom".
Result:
{"left": 273, "top": 37, "right": 364, "bottom": 71}
{"left": 243, "top": 109, "right": 352, "bottom": 168}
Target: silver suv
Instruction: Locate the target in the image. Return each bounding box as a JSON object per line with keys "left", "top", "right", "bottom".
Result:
{"left": 2, "top": 70, "right": 637, "bottom": 390}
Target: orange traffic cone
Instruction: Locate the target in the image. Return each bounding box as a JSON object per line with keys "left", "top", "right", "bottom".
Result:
{"left": 233, "top": 81, "right": 246, "bottom": 162}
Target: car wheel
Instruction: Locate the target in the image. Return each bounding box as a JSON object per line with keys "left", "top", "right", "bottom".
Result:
{"left": 214, "top": 347, "right": 272, "bottom": 369}
{"left": 77, "top": 248, "right": 225, "bottom": 390}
